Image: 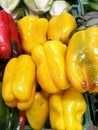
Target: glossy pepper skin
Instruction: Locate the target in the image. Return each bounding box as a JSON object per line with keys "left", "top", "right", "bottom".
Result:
{"left": 2, "top": 54, "right": 36, "bottom": 110}
{"left": 31, "top": 40, "right": 70, "bottom": 93}
{"left": 47, "top": 12, "right": 77, "bottom": 43}
{"left": 18, "top": 15, "right": 48, "bottom": 54}
{"left": 0, "top": 10, "right": 11, "bottom": 59}
{"left": 66, "top": 26, "right": 98, "bottom": 93}
{"left": 25, "top": 90, "right": 49, "bottom": 130}
{"left": 49, "top": 88, "right": 86, "bottom": 130}
{"left": 8, "top": 13, "right": 22, "bottom": 57}
{"left": 0, "top": 10, "right": 22, "bottom": 60}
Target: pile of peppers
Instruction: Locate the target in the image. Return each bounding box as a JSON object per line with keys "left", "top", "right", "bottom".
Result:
{"left": 0, "top": 9, "right": 98, "bottom": 130}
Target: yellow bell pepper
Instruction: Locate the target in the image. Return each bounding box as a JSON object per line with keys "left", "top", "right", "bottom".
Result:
{"left": 49, "top": 87, "right": 86, "bottom": 130}
{"left": 18, "top": 15, "right": 48, "bottom": 54}
{"left": 2, "top": 54, "right": 36, "bottom": 110}
{"left": 25, "top": 90, "right": 49, "bottom": 130}
{"left": 66, "top": 26, "right": 98, "bottom": 93}
{"left": 47, "top": 12, "right": 77, "bottom": 43}
{"left": 31, "top": 40, "right": 70, "bottom": 93}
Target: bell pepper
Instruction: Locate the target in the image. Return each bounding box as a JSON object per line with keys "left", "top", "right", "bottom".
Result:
{"left": 25, "top": 90, "right": 49, "bottom": 130}
{"left": 2, "top": 54, "right": 36, "bottom": 110}
{"left": 49, "top": 87, "right": 86, "bottom": 130}
{"left": 66, "top": 26, "right": 98, "bottom": 93}
{"left": 31, "top": 40, "right": 70, "bottom": 93}
{"left": 8, "top": 13, "right": 22, "bottom": 57}
{"left": 18, "top": 15, "right": 48, "bottom": 54}
{"left": 0, "top": 10, "right": 22, "bottom": 60}
{"left": 47, "top": 12, "right": 77, "bottom": 43}
{"left": 0, "top": 10, "right": 11, "bottom": 60}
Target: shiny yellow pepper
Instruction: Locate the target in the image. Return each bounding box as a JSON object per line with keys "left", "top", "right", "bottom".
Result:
{"left": 47, "top": 12, "right": 77, "bottom": 43}
{"left": 31, "top": 40, "right": 70, "bottom": 93}
{"left": 66, "top": 26, "right": 98, "bottom": 93}
{"left": 25, "top": 90, "right": 49, "bottom": 130}
{"left": 49, "top": 87, "right": 86, "bottom": 130}
{"left": 18, "top": 15, "right": 48, "bottom": 54}
{"left": 2, "top": 54, "right": 36, "bottom": 110}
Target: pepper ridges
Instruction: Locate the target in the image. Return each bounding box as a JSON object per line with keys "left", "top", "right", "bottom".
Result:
{"left": 2, "top": 54, "right": 36, "bottom": 110}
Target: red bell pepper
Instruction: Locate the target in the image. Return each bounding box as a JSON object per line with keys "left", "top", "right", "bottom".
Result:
{"left": 0, "top": 10, "right": 22, "bottom": 60}
{"left": 8, "top": 14, "right": 22, "bottom": 57}
{"left": 0, "top": 10, "right": 11, "bottom": 60}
